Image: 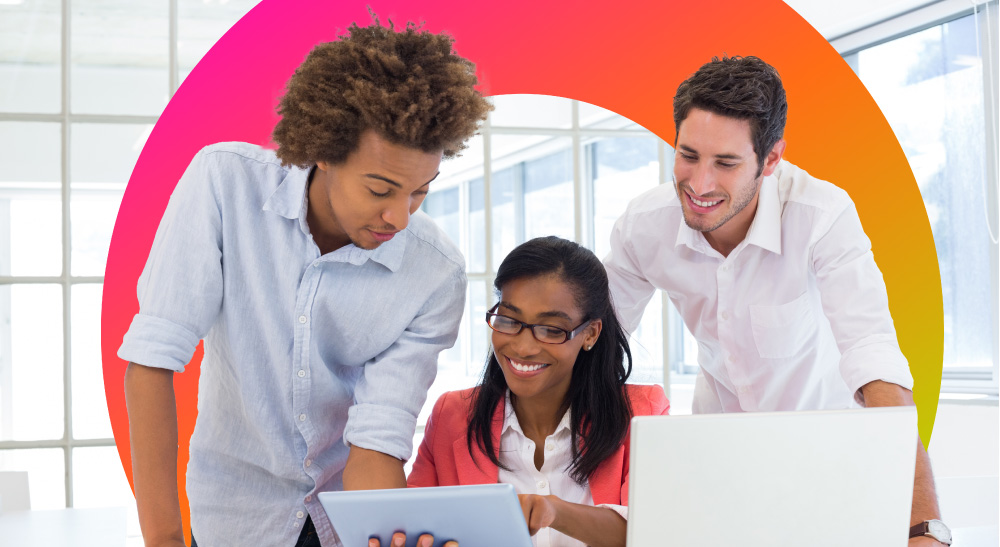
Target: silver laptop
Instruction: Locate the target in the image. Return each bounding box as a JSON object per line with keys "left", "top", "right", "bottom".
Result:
{"left": 627, "top": 407, "right": 917, "bottom": 547}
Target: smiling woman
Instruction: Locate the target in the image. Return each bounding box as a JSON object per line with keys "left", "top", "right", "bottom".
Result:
{"left": 407, "top": 236, "right": 670, "bottom": 547}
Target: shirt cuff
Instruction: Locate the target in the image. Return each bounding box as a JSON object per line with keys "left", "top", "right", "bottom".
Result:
{"left": 839, "top": 336, "right": 914, "bottom": 404}
{"left": 597, "top": 503, "right": 628, "bottom": 521}
{"left": 117, "top": 314, "right": 202, "bottom": 373}
{"left": 343, "top": 403, "right": 419, "bottom": 461}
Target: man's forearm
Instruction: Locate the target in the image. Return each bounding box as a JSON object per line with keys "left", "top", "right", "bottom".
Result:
{"left": 859, "top": 380, "right": 942, "bottom": 526}
{"left": 124, "top": 362, "right": 186, "bottom": 546}
{"left": 342, "top": 445, "right": 406, "bottom": 490}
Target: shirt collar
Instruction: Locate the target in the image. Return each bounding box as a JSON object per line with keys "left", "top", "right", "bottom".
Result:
{"left": 743, "top": 172, "right": 782, "bottom": 255}
{"left": 674, "top": 172, "right": 783, "bottom": 256}
{"left": 261, "top": 164, "right": 408, "bottom": 272}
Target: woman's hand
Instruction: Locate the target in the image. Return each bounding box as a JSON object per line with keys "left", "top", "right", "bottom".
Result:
{"left": 518, "top": 494, "right": 561, "bottom": 536}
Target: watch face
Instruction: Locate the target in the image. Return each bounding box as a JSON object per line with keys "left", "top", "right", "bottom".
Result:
{"left": 928, "top": 520, "right": 952, "bottom": 543}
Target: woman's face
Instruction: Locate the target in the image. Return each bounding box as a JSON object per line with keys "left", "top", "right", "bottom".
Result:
{"left": 491, "top": 274, "right": 602, "bottom": 407}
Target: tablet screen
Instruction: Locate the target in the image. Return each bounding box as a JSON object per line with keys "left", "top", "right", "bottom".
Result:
{"left": 318, "top": 484, "right": 532, "bottom": 547}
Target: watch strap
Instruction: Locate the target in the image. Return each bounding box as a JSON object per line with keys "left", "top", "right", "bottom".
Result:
{"left": 909, "top": 520, "right": 953, "bottom": 545}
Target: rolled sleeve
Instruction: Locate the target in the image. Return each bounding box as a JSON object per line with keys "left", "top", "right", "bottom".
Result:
{"left": 117, "top": 148, "right": 225, "bottom": 372}
{"left": 812, "top": 200, "right": 913, "bottom": 397}
{"left": 343, "top": 269, "right": 467, "bottom": 461}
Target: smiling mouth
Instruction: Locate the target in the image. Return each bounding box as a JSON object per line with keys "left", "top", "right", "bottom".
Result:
{"left": 690, "top": 196, "right": 722, "bottom": 207}
{"left": 506, "top": 356, "right": 549, "bottom": 373}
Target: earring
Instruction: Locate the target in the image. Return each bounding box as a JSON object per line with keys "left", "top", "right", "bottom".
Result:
{"left": 584, "top": 345, "right": 592, "bottom": 351}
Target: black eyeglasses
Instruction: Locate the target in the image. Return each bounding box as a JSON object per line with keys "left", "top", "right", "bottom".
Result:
{"left": 485, "top": 304, "right": 592, "bottom": 345}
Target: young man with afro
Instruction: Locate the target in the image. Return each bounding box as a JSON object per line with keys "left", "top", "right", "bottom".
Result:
{"left": 119, "top": 19, "right": 492, "bottom": 547}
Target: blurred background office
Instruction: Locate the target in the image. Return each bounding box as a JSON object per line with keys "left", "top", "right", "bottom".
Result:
{"left": 0, "top": 0, "right": 996, "bottom": 543}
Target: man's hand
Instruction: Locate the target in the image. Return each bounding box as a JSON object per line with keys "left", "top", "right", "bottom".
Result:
{"left": 518, "top": 494, "right": 559, "bottom": 536}
{"left": 368, "top": 532, "right": 457, "bottom": 547}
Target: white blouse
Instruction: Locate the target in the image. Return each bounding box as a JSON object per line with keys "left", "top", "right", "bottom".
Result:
{"left": 497, "top": 393, "right": 628, "bottom": 547}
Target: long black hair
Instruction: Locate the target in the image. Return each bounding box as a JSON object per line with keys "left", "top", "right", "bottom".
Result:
{"left": 466, "top": 236, "right": 633, "bottom": 484}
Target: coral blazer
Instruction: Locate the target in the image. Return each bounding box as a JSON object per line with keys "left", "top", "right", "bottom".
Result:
{"left": 407, "top": 384, "right": 670, "bottom": 506}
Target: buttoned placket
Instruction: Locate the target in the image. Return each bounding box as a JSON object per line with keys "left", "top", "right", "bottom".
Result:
{"left": 292, "top": 255, "right": 324, "bottom": 492}
{"left": 716, "top": 247, "right": 757, "bottom": 411}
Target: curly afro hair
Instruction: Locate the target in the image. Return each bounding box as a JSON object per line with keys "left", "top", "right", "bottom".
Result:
{"left": 273, "top": 17, "right": 493, "bottom": 168}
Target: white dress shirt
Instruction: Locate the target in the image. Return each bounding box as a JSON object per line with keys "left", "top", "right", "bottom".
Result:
{"left": 118, "top": 143, "right": 466, "bottom": 547}
{"left": 605, "top": 160, "right": 913, "bottom": 413}
{"left": 498, "top": 393, "right": 627, "bottom": 547}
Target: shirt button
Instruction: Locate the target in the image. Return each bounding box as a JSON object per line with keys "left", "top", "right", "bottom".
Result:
{"left": 738, "top": 386, "right": 749, "bottom": 394}
{"left": 305, "top": 459, "right": 312, "bottom": 467}
{"left": 293, "top": 521, "right": 300, "bottom": 528}
{"left": 298, "top": 315, "right": 307, "bottom": 324}
{"left": 297, "top": 511, "right": 305, "bottom": 519}
{"left": 545, "top": 442, "right": 555, "bottom": 451}
{"left": 720, "top": 311, "right": 729, "bottom": 321}
{"left": 305, "top": 495, "right": 313, "bottom": 502}
{"left": 299, "top": 414, "right": 307, "bottom": 422}
{"left": 297, "top": 370, "right": 306, "bottom": 378}
{"left": 537, "top": 480, "right": 547, "bottom": 490}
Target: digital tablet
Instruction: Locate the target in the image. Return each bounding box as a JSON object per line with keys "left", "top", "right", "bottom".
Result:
{"left": 317, "top": 483, "right": 532, "bottom": 547}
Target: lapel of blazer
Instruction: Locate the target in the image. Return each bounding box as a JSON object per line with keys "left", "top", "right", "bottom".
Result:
{"left": 452, "top": 398, "right": 505, "bottom": 485}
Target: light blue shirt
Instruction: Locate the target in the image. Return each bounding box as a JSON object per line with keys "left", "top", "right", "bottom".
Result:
{"left": 118, "top": 142, "right": 467, "bottom": 547}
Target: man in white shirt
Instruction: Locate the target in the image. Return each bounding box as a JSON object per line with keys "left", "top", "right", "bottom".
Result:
{"left": 604, "top": 56, "right": 950, "bottom": 546}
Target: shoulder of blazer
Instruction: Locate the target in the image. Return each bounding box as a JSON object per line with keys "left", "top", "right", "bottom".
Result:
{"left": 624, "top": 383, "right": 670, "bottom": 416}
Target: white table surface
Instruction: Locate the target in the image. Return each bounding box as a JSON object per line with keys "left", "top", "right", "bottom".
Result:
{"left": 0, "top": 507, "right": 126, "bottom": 546}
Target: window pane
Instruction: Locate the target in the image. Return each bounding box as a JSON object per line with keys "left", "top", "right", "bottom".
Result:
{"left": 628, "top": 294, "right": 664, "bottom": 385}
{"left": 71, "top": 0, "right": 168, "bottom": 115}
{"left": 523, "top": 143, "right": 574, "bottom": 243}
{"left": 422, "top": 186, "right": 462, "bottom": 264}
{"left": 177, "top": 0, "right": 258, "bottom": 86}
{"left": 72, "top": 446, "right": 134, "bottom": 509}
{"left": 71, "top": 123, "right": 147, "bottom": 276}
{"left": 490, "top": 165, "right": 519, "bottom": 268}
{"left": 851, "top": 14, "right": 993, "bottom": 370}
{"left": 72, "top": 284, "right": 111, "bottom": 440}
{"left": 469, "top": 279, "right": 490, "bottom": 373}
{"left": 468, "top": 178, "right": 486, "bottom": 273}
{"left": 0, "top": 122, "right": 62, "bottom": 277}
{"left": 490, "top": 95, "right": 571, "bottom": 129}
{"left": 0, "top": 448, "right": 65, "bottom": 509}
{"left": 0, "top": 284, "right": 64, "bottom": 441}
{"left": 0, "top": 0, "right": 61, "bottom": 113}
{"left": 590, "top": 137, "right": 663, "bottom": 258}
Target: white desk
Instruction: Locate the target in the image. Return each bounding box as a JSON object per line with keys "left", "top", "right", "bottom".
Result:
{"left": 0, "top": 507, "right": 126, "bottom": 546}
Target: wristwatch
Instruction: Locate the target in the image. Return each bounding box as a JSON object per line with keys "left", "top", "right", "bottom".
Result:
{"left": 908, "top": 520, "right": 952, "bottom": 545}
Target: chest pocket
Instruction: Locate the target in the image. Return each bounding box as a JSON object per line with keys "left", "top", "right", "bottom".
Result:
{"left": 748, "top": 292, "right": 817, "bottom": 359}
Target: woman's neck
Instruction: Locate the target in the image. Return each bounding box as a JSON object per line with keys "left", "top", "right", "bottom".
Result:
{"left": 511, "top": 392, "right": 569, "bottom": 441}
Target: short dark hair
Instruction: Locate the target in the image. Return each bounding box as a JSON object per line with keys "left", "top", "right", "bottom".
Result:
{"left": 673, "top": 55, "right": 787, "bottom": 175}
{"left": 272, "top": 17, "right": 493, "bottom": 167}
{"left": 467, "top": 236, "right": 633, "bottom": 484}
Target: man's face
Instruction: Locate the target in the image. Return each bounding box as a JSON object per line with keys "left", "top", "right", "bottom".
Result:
{"left": 310, "top": 130, "right": 443, "bottom": 251}
{"left": 673, "top": 108, "right": 782, "bottom": 247}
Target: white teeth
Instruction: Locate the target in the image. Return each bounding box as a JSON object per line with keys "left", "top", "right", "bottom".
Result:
{"left": 691, "top": 196, "right": 722, "bottom": 207}
{"left": 509, "top": 358, "right": 547, "bottom": 373}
